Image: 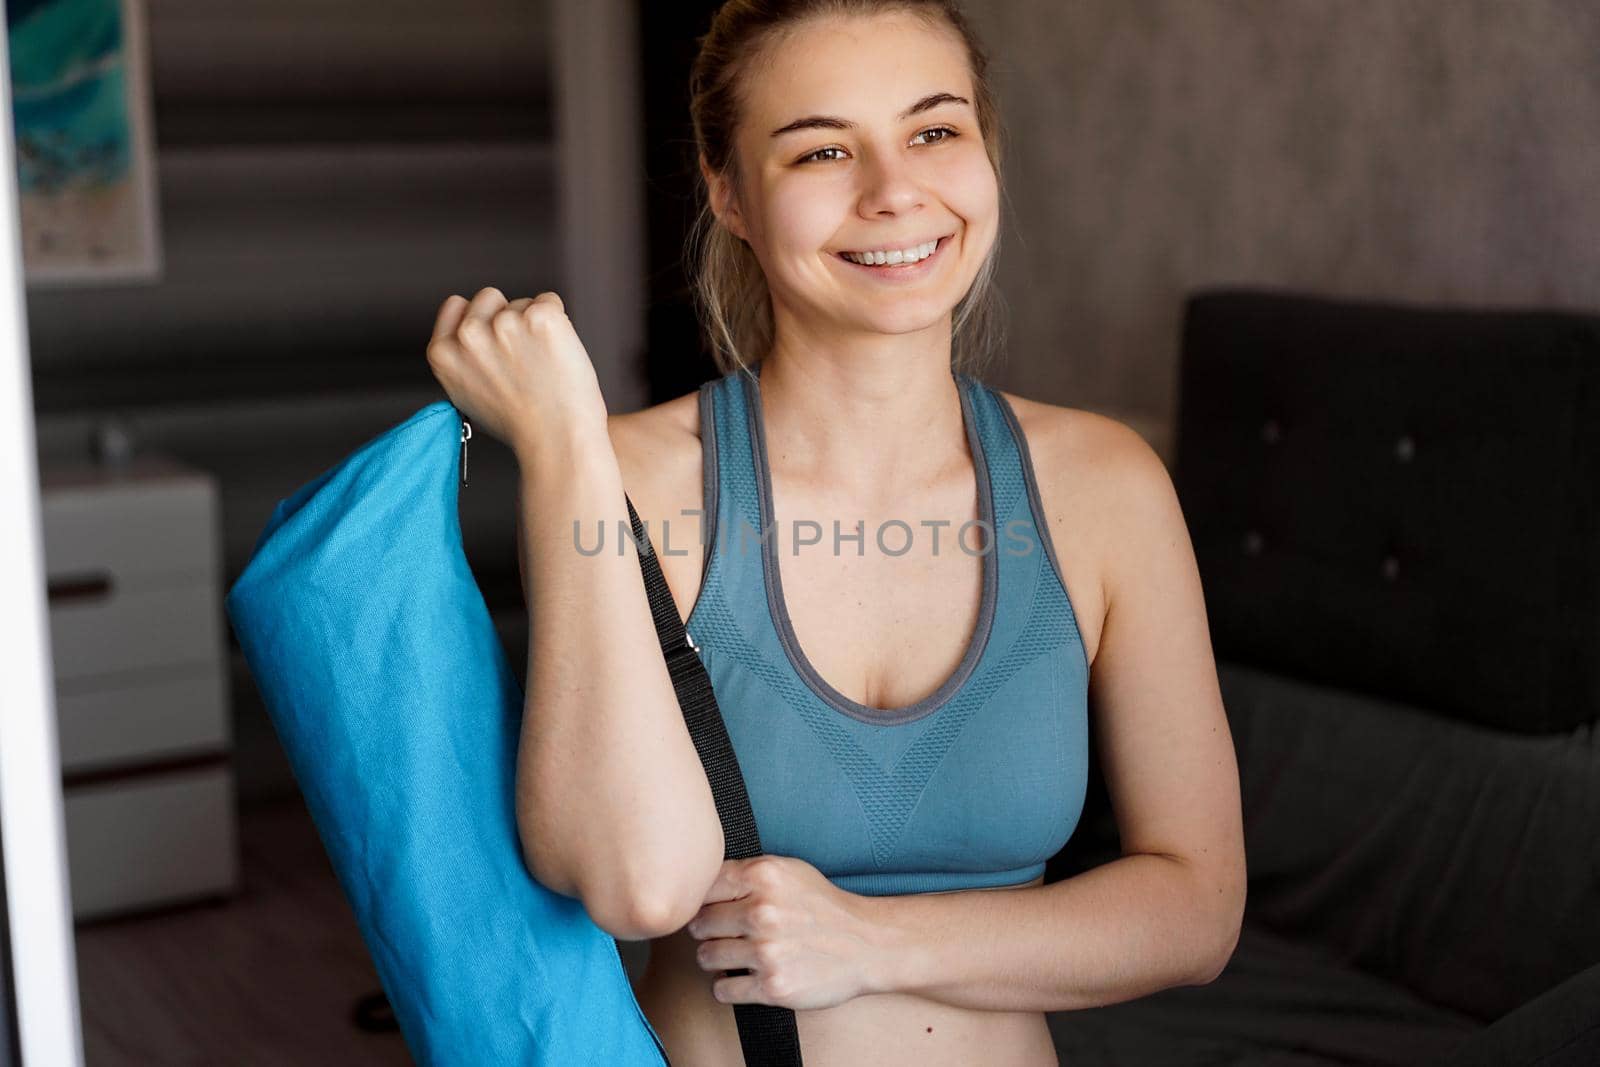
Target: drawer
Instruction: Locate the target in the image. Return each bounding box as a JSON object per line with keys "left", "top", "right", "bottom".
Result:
{"left": 49, "top": 581, "right": 223, "bottom": 682}
{"left": 55, "top": 666, "right": 230, "bottom": 774}
{"left": 64, "top": 763, "right": 239, "bottom": 922}
{"left": 41, "top": 469, "right": 218, "bottom": 587}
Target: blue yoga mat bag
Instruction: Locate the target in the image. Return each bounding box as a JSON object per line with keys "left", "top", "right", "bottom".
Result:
{"left": 225, "top": 399, "right": 670, "bottom": 1066}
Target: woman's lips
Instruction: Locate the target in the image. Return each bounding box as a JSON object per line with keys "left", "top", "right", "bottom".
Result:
{"left": 833, "top": 234, "right": 951, "bottom": 280}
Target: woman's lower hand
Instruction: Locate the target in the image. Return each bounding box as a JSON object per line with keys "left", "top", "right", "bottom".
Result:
{"left": 425, "top": 286, "right": 609, "bottom": 459}
{"left": 685, "top": 855, "right": 889, "bottom": 1011}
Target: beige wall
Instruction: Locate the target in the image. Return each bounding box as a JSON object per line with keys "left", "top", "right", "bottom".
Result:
{"left": 967, "top": 0, "right": 1600, "bottom": 462}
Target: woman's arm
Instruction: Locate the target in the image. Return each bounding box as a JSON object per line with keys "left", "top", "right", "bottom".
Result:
{"left": 855, "top": 415, "right": 1246, "bottom": 1011}
{"left": 512, "top": 416, "right": 726, "bottom": 941}
{"left": 426, "top": 288, "right": 723, "bottom": 942}
{"left": 855, "top": 854, "right": 1235, "bottom": 1011}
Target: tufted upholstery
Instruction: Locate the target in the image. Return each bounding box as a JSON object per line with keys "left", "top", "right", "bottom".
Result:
{"left": 1175, "top": 289, "right": 1600, "bottom": 735}
{"left": 1047, "top": 288, "right": 1600, "bottom": 1066}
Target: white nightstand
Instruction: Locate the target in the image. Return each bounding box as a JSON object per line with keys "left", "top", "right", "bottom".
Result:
{"left": 39, "top": 451, "right": 240, "bottom": 922}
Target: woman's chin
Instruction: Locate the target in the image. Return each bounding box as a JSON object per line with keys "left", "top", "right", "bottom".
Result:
{"left": 841, "top": 304, "right": 959, "bottom": 336}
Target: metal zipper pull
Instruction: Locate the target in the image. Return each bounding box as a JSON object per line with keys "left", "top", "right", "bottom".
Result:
{"left": 460, "top": 418, "right": 472, "bottom": 488}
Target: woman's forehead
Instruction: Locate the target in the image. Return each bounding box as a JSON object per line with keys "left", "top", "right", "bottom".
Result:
{"left": 739, "top": 14, "right": 971, "bottom": 124}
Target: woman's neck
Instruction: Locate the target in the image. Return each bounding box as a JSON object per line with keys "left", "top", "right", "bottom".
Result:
{"left": 754, "top": 344, "right": 968, "bottom": 505}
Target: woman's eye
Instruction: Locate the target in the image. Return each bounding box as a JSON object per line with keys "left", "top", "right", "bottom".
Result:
{"left": 800, "top": 145, "right": 848, "bottom": 164}
{"left": 797, "top": 126, "right": 961, "bottom": 165}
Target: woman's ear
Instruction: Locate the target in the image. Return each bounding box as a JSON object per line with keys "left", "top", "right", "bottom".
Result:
{"left": 699, "top": 154, "right": 750, "bottom": 243}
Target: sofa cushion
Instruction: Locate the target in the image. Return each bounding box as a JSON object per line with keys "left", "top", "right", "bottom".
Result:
{"left": 1219, "top": 659, "right": 1600, "bottom": 1021}
{"left": 1047, "top": 919, "right": 1480, "bottom": 1066}
{"left": 1440, "top": 959, "right": 1600, "bottom": 1067}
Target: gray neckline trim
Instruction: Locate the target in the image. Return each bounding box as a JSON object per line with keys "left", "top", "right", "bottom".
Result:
{"left": 990, "top": 391, "right": 1092, "bottom": 683}
{"left": 696, "top": 382, "right": 719, "bottom": 606}
{"left": 743, "top": 361, "right": 999, "bottom": 726}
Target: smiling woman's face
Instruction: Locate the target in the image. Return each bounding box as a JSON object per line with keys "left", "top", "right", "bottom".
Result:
{"left": 708, "top": 10, "right": 999, "bottom": 342}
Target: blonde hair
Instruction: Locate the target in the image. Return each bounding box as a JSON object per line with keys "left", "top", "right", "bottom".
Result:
{"left": 686, "top": 0, "right": 1009, "bottom": 379}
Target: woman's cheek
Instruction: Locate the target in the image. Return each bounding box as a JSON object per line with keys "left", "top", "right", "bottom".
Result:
{"left": 773, "top": 182, "right": 841, "bottom": 248}
{"left": 946, "top": 153, "right": 999, "bottom": 233}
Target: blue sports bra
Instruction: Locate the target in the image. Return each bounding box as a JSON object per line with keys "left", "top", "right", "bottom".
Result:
{"left": 677, "top": 360, "right": 1090, "bottom": 896}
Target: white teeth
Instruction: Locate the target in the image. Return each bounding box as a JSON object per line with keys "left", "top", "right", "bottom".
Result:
{"left": 842, "top": 239, "right": 939, "bottom": 266}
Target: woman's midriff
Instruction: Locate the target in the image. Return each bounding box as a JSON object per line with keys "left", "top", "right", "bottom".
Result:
{"left": 630, "top": 873, "right": 1058, "bottom": 1067}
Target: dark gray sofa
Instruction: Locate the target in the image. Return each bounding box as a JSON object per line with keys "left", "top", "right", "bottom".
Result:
{"left": 1044, "top": 288, "right": 1600, "bottom": 1066}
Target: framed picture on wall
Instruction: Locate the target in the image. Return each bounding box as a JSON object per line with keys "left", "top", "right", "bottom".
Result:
{"left": 6, "top": 0, "right": 162, "bottom": 286}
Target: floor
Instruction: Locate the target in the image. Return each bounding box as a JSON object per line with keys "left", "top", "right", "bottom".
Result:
{"left": 73, "top": 795, "right": 419, "bottom": 1066}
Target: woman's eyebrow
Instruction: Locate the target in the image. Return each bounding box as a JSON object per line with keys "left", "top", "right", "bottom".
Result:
{"left": 769, "top": 91, "right": 970, "bottom": 137}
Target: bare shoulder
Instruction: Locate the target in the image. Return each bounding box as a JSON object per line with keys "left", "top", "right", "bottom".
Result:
{"left": 994, "top": 388, "right": 1176, "bottom": 527}
{"left": 606, "top": 388, "right": 708, "bottom": 623}
{"left": 990, "top": 389, "right": 1179, "bottom": 666}
{"left": 606, "top": 389, "right": 701, "bottom": 472}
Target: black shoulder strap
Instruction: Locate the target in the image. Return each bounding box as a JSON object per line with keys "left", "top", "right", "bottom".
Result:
{"left": 625, "top": 492, "right": 804, "bottom": 1067}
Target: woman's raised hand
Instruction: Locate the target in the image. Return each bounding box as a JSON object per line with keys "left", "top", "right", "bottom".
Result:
{"left": 425, "top": 287, "right": 609, "bottom": 458}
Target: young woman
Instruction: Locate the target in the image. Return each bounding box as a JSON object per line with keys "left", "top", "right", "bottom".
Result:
{"left": 426, "top": 2, "right": 1246, "bottom": 1063}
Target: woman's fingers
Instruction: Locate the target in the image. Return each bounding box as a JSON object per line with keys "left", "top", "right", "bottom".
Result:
{"left": 429, "top": 285, "right": 508, "bottom": 346}
{"left": 462, "top": 286, "right": 510, "bottom": 330}
{"left": 429, "top": 294, "right": 469, "bottom": 345}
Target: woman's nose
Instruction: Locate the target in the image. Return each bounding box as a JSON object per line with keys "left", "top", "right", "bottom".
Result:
{"left": 855, "top": 152, "right": 925, "bottom": 217}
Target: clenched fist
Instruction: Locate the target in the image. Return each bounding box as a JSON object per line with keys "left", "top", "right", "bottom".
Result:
{"left": 425, "top": 287, "right": 609, "bottom": 458}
